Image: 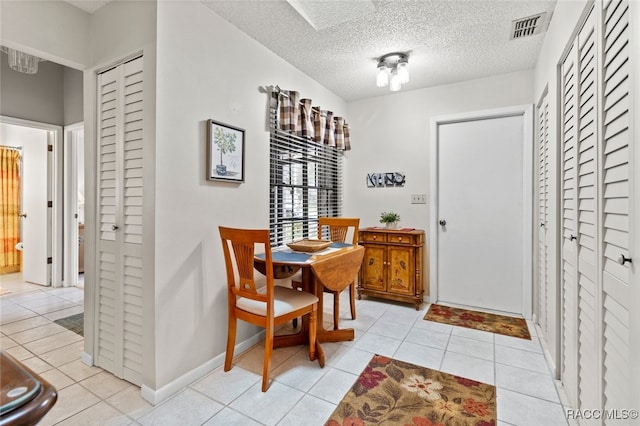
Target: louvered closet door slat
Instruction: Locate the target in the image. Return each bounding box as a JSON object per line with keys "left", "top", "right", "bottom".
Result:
{"left": 601, "top": 0, "right": 631, "bottom": 417}
{"left": 575, "top": 13, "right": 599, "bottom": 410}
{"left": 560, "top": 42, "right": 579, "bottom": 409}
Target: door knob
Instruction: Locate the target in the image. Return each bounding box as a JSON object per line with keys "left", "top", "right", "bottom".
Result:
{"left": 439, "top": 219, "right": 447, "bottom": 226}
{"left": 569, "top": 234, "right": 576, "bottom": 241}
{"left": 617, "top": 254, "right": 632, "bottom": 265}
{"left": 19, "top": 213, "right": 27, "bottom": 218}
{"left": 112, "top": 225, "right": 119, "bottom": 231}
{"left": 540, "top": 222, "right": 545, "bottom": 227}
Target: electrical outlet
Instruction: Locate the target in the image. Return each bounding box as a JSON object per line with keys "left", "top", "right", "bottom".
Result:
{"left": 411, "top": 194, "right": 426, "bottom": 204}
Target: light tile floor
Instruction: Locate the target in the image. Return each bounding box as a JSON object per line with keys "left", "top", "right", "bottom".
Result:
{"left": 1, "top": 272, "right": 570, "bottom": 425}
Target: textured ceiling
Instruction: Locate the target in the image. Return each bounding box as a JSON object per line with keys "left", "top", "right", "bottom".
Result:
{"left": 65, "top": 0, "right": 557, "bottom": 101}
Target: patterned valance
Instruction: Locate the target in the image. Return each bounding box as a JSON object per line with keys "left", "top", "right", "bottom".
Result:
{"left": 269, "top": 87, "right": 351, "bottom": 151}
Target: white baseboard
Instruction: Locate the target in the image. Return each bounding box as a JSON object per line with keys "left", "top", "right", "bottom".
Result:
{"left": 140, "top": 330, "right": 265, "bottom": 405}
{"left": 81, "top": 351, "right": 93, "bottom": 367}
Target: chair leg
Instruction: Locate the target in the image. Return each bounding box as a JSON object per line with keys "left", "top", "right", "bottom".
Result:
{"left": 224, "top": 311, "right": 237, "bottom": 372}
{"left": 349, "top": 281, "right": 356, "bottom": 320}
{"left": 292, "top": 280, "right": 303, "bottom": 329}
{"left": 308, "top": 306, "right": 317, "bottom": 362}
{"left": 333, "top": 292, "right": 340, "bottom": 330}
{"left": 262, "top": 321, "right": 274, "bottom": 392}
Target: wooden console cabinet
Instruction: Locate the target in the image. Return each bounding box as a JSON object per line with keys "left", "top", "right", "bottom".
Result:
{"left": 358, "top": 228, "right": 425, "bottom": 310}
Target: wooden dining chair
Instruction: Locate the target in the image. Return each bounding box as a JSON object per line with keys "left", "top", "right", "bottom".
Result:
{"left": 219, "top": 226, "right": 321, "bottom": 392}
{"left": 292, "top": 217, "right": 360, "bottom": 330}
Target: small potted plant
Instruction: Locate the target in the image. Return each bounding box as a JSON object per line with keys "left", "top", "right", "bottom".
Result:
{"left": 380, "top": 211, "right": 401, "bottom": 229}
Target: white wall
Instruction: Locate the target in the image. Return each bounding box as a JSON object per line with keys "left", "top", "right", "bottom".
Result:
{"left": 153, "top": 1, "right": 347, "bottom": 391}
{"left": 345, "top": 70, "right": 534, "bottom": 233}
{"left": 83, "top": 0, "right": 158, "bottom": 391}
{"left": 63, "top": 67, "right": 83, "bottom": 125}
{"left": 0, "top": 0, "right": 90, "bottom": 69}
{"left": 532, "top": 0, "right": 590, "bottom": 376}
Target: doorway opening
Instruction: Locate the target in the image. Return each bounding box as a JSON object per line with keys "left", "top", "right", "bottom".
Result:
{"left": 0, "top": 116, "right": 68, "bottom": 287}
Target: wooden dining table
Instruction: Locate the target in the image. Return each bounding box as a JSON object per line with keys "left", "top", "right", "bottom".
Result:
{"left": 254, "top": 242, "right": 365, "bottom": 365}
{"left": 1, "top": 350, "right": 57, "bottom": 426}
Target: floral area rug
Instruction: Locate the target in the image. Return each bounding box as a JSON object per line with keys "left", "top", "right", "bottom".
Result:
{"left": 325, "top": 355, "right": 496, "bottom": 426}
{"left": 424, "top": 304, "right": 530, "bottom": 340}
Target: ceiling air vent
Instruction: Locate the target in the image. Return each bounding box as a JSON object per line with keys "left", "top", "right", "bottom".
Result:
{"left": 511, "top": 12, "right": 548, "bottom": 39}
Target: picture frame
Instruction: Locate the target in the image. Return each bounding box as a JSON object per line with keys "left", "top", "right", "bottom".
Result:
{"left": 207, "top": 119, "right": 245, "bottom": 182}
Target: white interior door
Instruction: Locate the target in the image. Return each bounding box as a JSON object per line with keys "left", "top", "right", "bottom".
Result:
{"left": 536, "top": 91, "right": 550, "bottom": 336}
{"left": 431, "top": 107, "right": 532, "bottom": 316}
{"left": 600, "top": 0, "right": 632, "bottom": 411}
{"left": 21, "top": 131, "right": 48, "bottom": 285}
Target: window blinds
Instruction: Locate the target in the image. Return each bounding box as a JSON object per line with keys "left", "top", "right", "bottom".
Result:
{"left": 268, "top": 95, "right": 343, "bottom": 247}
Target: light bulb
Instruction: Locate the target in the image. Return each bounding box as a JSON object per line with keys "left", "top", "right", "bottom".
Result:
{"left": 397, "top": 59, "right": 409, "bottom": 84}
{"left": 389, "top": 68, "right": 401, "bottom": 92}
{"left": 376, "top": 62, "right": 388, "bottom": 87}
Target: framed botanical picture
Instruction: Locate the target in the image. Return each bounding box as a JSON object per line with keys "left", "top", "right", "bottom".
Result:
{"left": 207, "top": 119, "right": 245, "bottom": 182}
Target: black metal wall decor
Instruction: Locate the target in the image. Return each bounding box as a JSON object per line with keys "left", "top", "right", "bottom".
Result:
{"left": 366, "top": 172, "right": 406, "bottom": 187}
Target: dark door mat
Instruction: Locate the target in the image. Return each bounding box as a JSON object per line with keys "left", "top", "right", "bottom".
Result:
{"left": 54, "top": 313, "right": 84, "bottom": 336}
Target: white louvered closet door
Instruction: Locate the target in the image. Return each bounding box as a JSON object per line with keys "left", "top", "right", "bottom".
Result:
{"left": 96, "top": 56, "right": 144, "bottom": 386}
{"left": 601, "top": 0, "right": 632, "bottom": 415}
{"left": 536, "top": 92, "right": 550, "bottom": 337}
{"left": 575, "top": 12, "right": 599, "bottom": 412}
{"left": 560, "top": 39, "right": 580, "bottom": 409}
{"left": 558, "top": 1, "right": 634, "bottom": 423}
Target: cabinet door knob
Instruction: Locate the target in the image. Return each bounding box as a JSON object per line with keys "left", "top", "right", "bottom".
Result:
{"left": 398, "top": 237, "right": 403, "bottom": 241}
{"left": 439, "top": 219, "right": 447, "bottom": 226}
{"left": 569, "top": 234, "right": 576, "bottom": 241}
{"left": 112, "top": 224, "right": 119, "bottom": 231}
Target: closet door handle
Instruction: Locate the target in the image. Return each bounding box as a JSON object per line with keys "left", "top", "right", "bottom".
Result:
{"left": 569, "top": 234, "right": 577, "bottom": 241}
{"left": 112, "top": 225, "right": 119, "bottom": 231}
{"left": 617, "top": 254, "right": 632, "bottom": 265}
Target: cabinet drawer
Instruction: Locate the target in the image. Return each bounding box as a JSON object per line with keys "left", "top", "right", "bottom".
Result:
{"left": 361, "top": 232, "right": 387, "bottom": 243}
{"left": 388, "top": 233, "right": 416, "bottom": 244}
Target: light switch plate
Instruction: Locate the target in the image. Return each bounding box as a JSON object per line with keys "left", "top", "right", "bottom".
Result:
{"left": 411, "top": 194, "right": 426, "bottom": 204}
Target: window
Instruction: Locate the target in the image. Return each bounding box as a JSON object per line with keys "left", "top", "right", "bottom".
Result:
{"left": 269, "top": 129, "right": 343, "bottom": 246}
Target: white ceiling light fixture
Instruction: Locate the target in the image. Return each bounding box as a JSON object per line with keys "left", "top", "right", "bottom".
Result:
{"left": 376, "top": 52, "right": 410, "bottom": 92}
{"left": 1, "top": 46, "right": 44, "bottom": 74}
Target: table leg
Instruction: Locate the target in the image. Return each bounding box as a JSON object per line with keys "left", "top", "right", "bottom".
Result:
{"left": 273, "top": 267, "right": 355, "bottom": 348}
{"left": 311, "top": 269, "right": 355, "bottom": 343}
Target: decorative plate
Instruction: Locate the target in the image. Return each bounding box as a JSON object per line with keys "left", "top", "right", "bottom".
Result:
{"left": 287, "top": 239, "right": 332, "bottom": 252}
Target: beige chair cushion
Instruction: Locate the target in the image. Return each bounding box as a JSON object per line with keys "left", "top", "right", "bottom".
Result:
{"left": 237, "top": 286, "right": 318, "bottom": 317}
